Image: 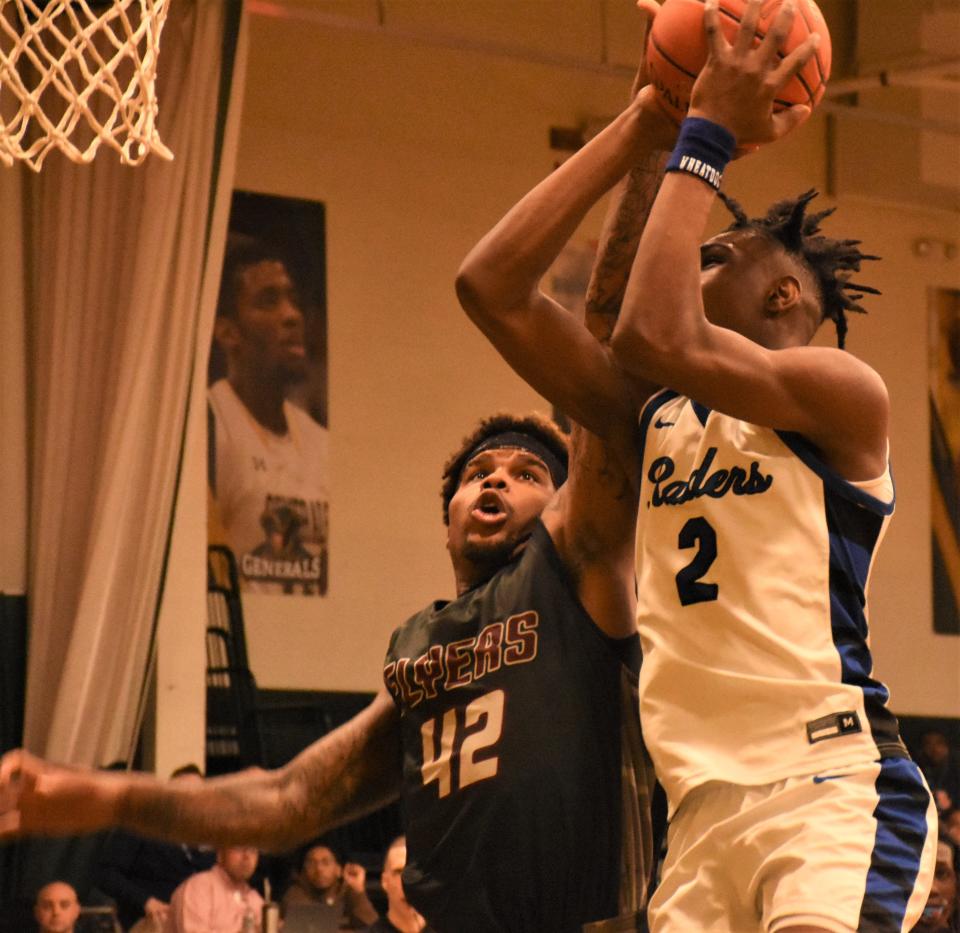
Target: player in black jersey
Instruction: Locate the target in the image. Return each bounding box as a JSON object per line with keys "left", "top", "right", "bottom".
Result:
{"left": 0, "top": 408, "right": 651, "bottom": 932}
{"left": 383, "top": 412, "right": 650, "bottom": 931}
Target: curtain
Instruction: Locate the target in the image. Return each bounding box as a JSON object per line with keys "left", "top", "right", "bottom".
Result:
{"left": 0, "top": 147, "right": 29, "bottom": 758}
{"left": 20, "top": 0, "right": 246, "bottom": 766}
{"left": 0, "top": 94, "right": 30, "bottom": 915}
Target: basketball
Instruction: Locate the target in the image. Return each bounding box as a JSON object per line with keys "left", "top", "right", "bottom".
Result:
{"left": 646, "top": 0, "right": 832, "bottom": 125}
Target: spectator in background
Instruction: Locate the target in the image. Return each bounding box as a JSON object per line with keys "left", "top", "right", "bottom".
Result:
{"left": 913, "top": 832, "right": 959, "bottom": 933}
{"left": 34, "top": 881, "right": 81, "bottom": 933}
{"left": 165, "top": 846, "right": 262, "bottom": 933}
{"left": 96, "top": 764, "right": 214, "bottom": 930}
{"left": 208, "top": 234, "right": 330, "bottom": 597}
{"left": 918, "top": 730, "right": 960, "bottom": 815}
{"left": 282, "top": 842, "right": 377, "bottom": 929}
{"left": 366, "top": 837, "right": 433, "bottom": 933}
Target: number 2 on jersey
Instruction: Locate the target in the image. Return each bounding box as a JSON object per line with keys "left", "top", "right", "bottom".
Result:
{"left": 675, "top": 516, "right": 719, "bottom": 606}
{"left": 420, "top": 689, "right": 504, "bottom": 798}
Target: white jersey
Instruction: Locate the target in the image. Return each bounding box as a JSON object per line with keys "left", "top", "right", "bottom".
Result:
{"left": 209, "top": 378, "right": 330, "bottom": 596}
{"left": 636, "top": 390, "right": 906, "bottom": 814}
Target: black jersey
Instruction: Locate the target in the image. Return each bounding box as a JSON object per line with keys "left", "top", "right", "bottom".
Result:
{"left": 383, "top": 521, "right": 650, "bottom": 933}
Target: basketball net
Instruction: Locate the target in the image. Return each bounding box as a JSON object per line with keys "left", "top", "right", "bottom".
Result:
{"left": 0, "top": 0, "right": 173, "bottom": 171}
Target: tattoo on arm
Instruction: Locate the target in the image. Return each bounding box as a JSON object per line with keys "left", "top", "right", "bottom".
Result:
{"left": 570, "top": 423, "right": 635, "bottom": 503}
{"left": 123, "top": 693, "right": 401, "bottom": 852}
{"left": 292, "top": 697, "right": 401, "bottom": 841}
{"left": 583, "top": 151, "right": 668, "bottom": 341}
{"left": 559, "top": 142, "right": 658, "bottom": 561}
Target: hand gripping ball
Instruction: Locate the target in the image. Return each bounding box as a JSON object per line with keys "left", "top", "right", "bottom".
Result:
{"left": 646, "top": 0, "right": 832, "bottom": 124}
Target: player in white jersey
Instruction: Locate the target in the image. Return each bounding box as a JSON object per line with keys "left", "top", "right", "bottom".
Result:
{"left": 608, "top": 4, "right": 938, "bottom": 930}
{"left": 209, "top": 236, "right": 330, "bottom": 596}
{"left": 456, "top": 2, "right": 936, "bottom": 931}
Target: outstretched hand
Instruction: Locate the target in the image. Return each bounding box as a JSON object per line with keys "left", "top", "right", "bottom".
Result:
{"left": 0, "top": 748, "right": 121, "bottom": 839}
{"left": 689, "top": 0, "right": 818, "bottom": 146}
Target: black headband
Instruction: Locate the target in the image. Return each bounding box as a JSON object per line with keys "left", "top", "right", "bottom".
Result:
{"left": 462, "top": 431, "right": 567, "bottom": 488}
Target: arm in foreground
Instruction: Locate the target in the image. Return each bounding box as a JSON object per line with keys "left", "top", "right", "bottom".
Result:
{"left": 455, "top": 86, "right": 674, "bottom": 437}
{"left": 543, "top": 89, "right": 673, "bottom": 641}
{"left": 0, "top": 688, "right": 401, "bottom": 853}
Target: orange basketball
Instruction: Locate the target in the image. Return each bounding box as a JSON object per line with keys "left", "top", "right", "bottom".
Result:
{"left": 646, "top": 0, "right": 832, "bottom": 125}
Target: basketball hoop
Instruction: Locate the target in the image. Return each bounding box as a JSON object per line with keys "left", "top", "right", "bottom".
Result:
{"left": 0, "top": 0, "right": 173, "bottom": 171}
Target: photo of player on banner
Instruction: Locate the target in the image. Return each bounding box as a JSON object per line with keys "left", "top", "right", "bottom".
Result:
{"left": 930, "top": 288, "right": 960, "bottom": 635}
{"left": 207, "top": 191, "right": 329, "bottom": 597}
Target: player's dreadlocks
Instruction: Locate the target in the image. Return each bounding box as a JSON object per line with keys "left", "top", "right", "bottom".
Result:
{"left": 717, "top": 189, "right": 880, "bottom": 349}
{"left": 440, "top": 413, "right": 569, "bottom": 525}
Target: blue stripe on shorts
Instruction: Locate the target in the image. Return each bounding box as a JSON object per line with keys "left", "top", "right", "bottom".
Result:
{"left": 857, "top": 757, "right": 931, "bottom": 932}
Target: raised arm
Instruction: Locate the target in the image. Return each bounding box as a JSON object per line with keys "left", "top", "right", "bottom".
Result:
{"left": 611, "top": 0, "right": 887, "bottom": 480}
{"left": 0, "top": 688, "right": 401, "bottom": 853}
{"left": 456, "top": 22, "right": 680, "bottom": 637}
{"left": 455, "top": 84, "right": 675, "bottom": 438}
{"left": 535, "top": 100, "right": 676, "bottom": 639}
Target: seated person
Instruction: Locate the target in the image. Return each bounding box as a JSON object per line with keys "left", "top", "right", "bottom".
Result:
{"left": 366, "top": 837, "right": 434, "bottom": 933}
{"left": 919, "top": 730, "right": 960, "bottom": 815}
{"left": 34, "top": 881, "right": 81, "bottom": 933}
{"left": 96, "top": 764, "right": 214, "bottom": 929}
{"left": 165, "top": 845, "right": 262, "bottom": 933}
{"left": 913, "top": 831, "right": 959, "bottom": 933}
{"left": 282, "top": 842, "right": 377, "bottom": 929}
{"left": 913, "top": 824, "right": 960, "bottom": 933}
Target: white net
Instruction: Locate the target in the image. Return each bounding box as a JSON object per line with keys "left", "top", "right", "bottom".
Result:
{"left": 0, "top": 0, "right": 173, "bottom": 171}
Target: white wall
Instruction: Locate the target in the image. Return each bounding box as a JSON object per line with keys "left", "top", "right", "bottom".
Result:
{"left": 832, "top": 198, "right": 960, "bottom": 716}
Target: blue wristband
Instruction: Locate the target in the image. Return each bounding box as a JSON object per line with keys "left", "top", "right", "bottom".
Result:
{"left": 665, "top": 117, "right": 737, "bottom": 191}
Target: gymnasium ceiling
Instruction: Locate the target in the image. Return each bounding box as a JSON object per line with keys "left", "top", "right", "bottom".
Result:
{"left": 250, "top": 0, "right": 960, "bottom": 211}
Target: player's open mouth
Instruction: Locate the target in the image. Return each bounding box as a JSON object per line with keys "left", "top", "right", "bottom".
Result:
{"left": 471, "top": 491, "right": 508, "bottom": 524}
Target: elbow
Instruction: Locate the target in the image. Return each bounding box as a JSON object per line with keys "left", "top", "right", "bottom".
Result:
{"left": 455, "top": 254, "right": 527, "bottom": 331}
{"left": 454, "top": 244, "right": 505, "bottom": 325}
{"left": 612, "top": 310, "right": 693, "bottom": 385}
{"left": 454, "top": 261, "right": 487, "bottom": 322}
{"left": 610, "top": 323, "right": 658, "bottom": 380}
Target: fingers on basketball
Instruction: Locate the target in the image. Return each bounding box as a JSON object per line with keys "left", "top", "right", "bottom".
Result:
{"left": 758, "top": 0, "right": 797, "bottom": 64}
{"left": 701, "top": 0, "right": 723, "bottom": 51}
{"left": 771, "top": 102, "right": 812, "bottom": 142}
{"left": 646, "top": 0, "right": 832, "bottom": 124}
{"left": 734, "top": 0, "right": 765, "bottom": 55}
{"left": 772, "top": 31, "right": 822, "bottom": 97}
{"left": 770, "top": 0, "right": 831, "bottom": 113}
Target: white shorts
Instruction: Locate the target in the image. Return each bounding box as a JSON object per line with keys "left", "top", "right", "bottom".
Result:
{"left": 648, "top": 758, "right": 937, "bottom": 933}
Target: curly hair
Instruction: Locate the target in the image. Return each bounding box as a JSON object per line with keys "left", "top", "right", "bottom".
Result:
{"left": 717, "top": 189, "right": 880, "bottom": 349}
{"left": 440, "top": 413, "right": 570, "bottom": 525}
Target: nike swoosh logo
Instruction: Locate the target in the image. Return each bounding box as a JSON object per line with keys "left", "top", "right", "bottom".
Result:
{"left": 813, "top": 773, "right": 853, "bottom": 784}
{"left": 654, "top": 418, "right": 675, "bottom": 429}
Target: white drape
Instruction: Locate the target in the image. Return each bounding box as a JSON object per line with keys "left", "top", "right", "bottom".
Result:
{"left": 20, "top": 1, "right": 246, "bottom": 765}
{"left": 0, "top": 167, "right": 28, "bottom": 598}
